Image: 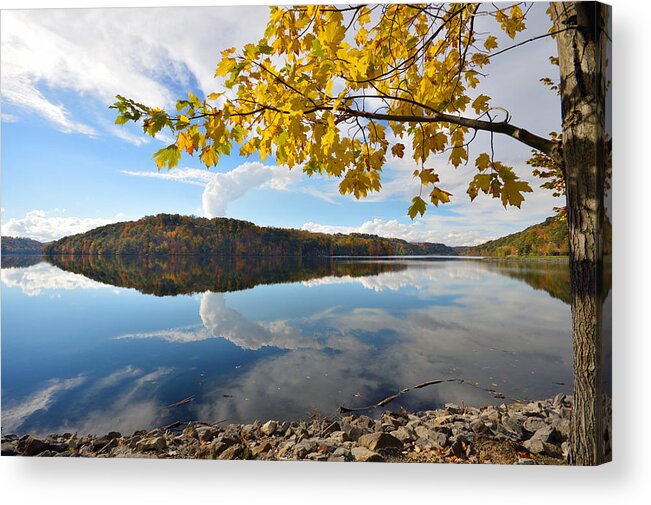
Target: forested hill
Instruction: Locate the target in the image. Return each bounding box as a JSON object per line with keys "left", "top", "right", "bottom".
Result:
{"left": 463, "top": 215, "right": 569, "bottom": 257}
{"left": 44, "top": 214, "right": 456, "bottom": 257}
{"left": 1, "top": 236, "right": 45, "bottom": 254}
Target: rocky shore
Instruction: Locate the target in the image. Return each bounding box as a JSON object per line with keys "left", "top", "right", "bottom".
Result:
{"left": 2, "top": 394, "right": 594, "bottom": 464}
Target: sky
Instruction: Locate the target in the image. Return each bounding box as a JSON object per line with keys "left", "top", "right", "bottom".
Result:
{"left": 0, "top": 3, "right": 564, "bottom": 246}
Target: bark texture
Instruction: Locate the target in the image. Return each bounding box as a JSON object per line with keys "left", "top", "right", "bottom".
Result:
{"left": 551, "top": 1, "right": 610, "bottom": 465}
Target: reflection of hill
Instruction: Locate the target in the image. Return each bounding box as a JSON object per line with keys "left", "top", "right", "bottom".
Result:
{"left": 482, "top": 259, "right": 611, "bottom": 305}
{"left": 1, "top": 254, "right": 44, "bottom": 269}
{"left": 483, "top": 260, "right": 571, "bottom": 304}
{"left": 46, "top": 255, "right": 407, "bottom": 296}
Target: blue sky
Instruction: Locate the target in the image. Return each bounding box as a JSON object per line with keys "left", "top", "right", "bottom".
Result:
{"left": 1, "top": 4, "right": 564, "bottom": 245}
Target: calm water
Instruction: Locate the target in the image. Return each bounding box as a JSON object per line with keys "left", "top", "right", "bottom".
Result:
{"left": 2, "top": 255, "right": 578, "bottom": 436}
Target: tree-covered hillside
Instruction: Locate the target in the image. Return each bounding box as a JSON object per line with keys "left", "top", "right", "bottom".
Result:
{"left": 44, "top": 214, "right": 455, "bottom": 257}
{"left": 1, "top": 236, "right": 45, "bottom": 255}
{"left": 464, "top": 215, "right": 570, "bottom": 257}
{"left": 464, "top": 214, "right": 612, "bottom": 257}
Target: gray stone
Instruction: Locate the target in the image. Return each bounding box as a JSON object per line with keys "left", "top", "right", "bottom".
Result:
{"left": 341, "top": 423, "right": 364, "bottom": 442}
{"left": 523, "top": 416, "right": 547, "bottom": 434}
{"left": 523, "top": 437, "right": 545, "bottom": 454}
{"left": 252, "top": 441, "right": 273, "bottom": 457}
{"left": 445, "top": 403, "right": 461, "bottom": 414}
{"left": 551, "top": 418, "right": 570, "bottom": 439}
{"left": 390, "top": 426, "right": 414, "bottom": 442}
{"left": 136, "top": 436, "right": 167, "bottom": 452}
{"left": 293, "top": 439, "right": 317, "bottom": 458}
{"left": 327, "top": 431, "right": 349, "bottom": 444}
{"left": 358, "top": 432, "right": 402, "bottom": 451}
{"left": 531, "top": 425, "right": 562, "bottom": 445}
{"left": 218, "top": 443, "right": 250, "bottom": 460}
{"left": 1, "top": 442, "right": 18, "bottom": 456}
{"left": 351, "top": 446, "right": 384, "bottom": 462}
{"left": 260, "top": 420, "right": 277, "bottom": 436}
{"left": 332, "top": 447, "right": 351, "bottom": 459}
{"left": 322, "top": 421, "right": 341, "bottom": 435}
{"left": 23, "top": 436, "right": 67, "bottom": 456}
{"left": 470, "top": 419, "right": 491, "bottom": 435}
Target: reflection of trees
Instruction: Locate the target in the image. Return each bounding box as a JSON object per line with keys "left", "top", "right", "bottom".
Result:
{"left": 483, "top": 260, "right": 571, "bottom": 304}
{"left": 1, "top": 254, "right": 44, "bottom": 269}
{"left": 46, "top": 255, "right": 407, "bottom": 296}
{"left": 482, "top": 259, "right": 611, "bottom": 305}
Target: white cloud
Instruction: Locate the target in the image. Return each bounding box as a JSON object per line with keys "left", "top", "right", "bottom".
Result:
{"left": 2, "top": 210, "right": 118, "bottom": 242}
{"left": 122, "top": 162, "right": 304, "bottom": 217}
{"left": 1, "top": 113, "right": 19, "bottom": 123}
{"left": 1, "top": 262, "right": 115, "bottom": 296}
{"left": 2, "top": 375, "right": 86, "bottom": 433}
{"left": 0, "top": 7, "right": 269, "bottom": 140}
{"left": 202, "top": 162, "right": 302, "bottom": 217}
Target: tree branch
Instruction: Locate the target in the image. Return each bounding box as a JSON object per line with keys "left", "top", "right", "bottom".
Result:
{"left": 336, "top": 107, "right": 558, "bottom": 160}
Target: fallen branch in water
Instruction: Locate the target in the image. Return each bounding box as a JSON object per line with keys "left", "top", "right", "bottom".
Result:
{"left": 339, "top": 377, "right": 514, "bottom": 413}
{"left": 167, "top": 395, "right": 195, "bottom": 409}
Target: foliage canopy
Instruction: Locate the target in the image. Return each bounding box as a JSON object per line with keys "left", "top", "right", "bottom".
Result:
{"left": 113, "top": 3, "right": 563, "bottom": 219}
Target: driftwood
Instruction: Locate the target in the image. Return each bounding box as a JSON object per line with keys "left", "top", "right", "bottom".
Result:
{"left": 339, "top": 377, "right": 513, "bottom": 413}
{"left": 166, "top": 395, "right": 195, "bottom": 409}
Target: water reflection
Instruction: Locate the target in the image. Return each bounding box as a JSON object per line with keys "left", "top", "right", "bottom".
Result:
{"left": 47, "top": 254, "right": 407, "bottom": 296}
{"left": 2, "top": 255, "right": 581, "bottom": 435}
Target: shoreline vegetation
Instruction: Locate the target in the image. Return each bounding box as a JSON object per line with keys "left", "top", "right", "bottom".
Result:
{"left": 2, "top": 213, "right": 585, "bottom": 261}
{"left": 2, "top": 395, "right": 612, "bottom": 464}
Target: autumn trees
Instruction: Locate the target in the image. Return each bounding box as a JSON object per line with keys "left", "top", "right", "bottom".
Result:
{"left": 112, "top": 2, "right": 611, "bottom": 465}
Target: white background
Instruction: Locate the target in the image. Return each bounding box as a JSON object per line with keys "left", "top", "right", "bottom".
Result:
{"left": 1, "top": 0, "right": 649, "bottom": 503}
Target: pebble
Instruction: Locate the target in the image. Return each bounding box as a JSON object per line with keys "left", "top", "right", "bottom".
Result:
{"left": 1, "top": 395, "right": 606, "bottom": 465}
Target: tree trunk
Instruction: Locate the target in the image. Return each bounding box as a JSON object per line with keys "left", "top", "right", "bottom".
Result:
{"left": 551, "top": 2, "right": 609, "bottom": 465}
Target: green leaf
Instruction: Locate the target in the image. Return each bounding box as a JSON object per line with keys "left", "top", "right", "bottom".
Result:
{"left": 153, "top": 144, "right": 181, "bottom": 170}
{"left": 408, "top": 196, "right": 427, "bottom": 219}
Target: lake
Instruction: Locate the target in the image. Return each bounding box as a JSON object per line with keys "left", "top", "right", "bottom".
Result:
{"left": 1, "top": 255, "right": 579, "bottom": 436}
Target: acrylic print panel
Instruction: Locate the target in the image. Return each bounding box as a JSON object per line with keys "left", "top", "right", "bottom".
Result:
{"left": 1, "top": 2, "right": 611, "bottom": 465}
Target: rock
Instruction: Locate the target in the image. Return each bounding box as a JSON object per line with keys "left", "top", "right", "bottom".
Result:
{"left": 341, "top": 423, "right": 364, "bottom": 442}
{"left": 470, "top": 419, "right": 491, "bottom": 435}
{"left": 445, "top": 403, "right": 461, "bottom": 414}
{"left": 252, "top": 441, "right": 273, "bottom": 457}
{"left": 136, "top": 436, "right": 167, "bottom": 452}
{"left": 526, "top": 401, "right": 544, "bottom": 415}
{"left": 260, "top": 420, "right": 277, "bottom": 436}
{"left": 551, "top": 418, "right": 570, "bottom": 439}
{"left": 523, "top": 416, "right": 547, "bottom": 434}
{"left": 531, "top": 425, "right": 562, "bottom": 445}
{"left": 277, "top": 442, "right": 294, "bottom": 458}
{"left": 414, "top": 425, "right": 431, "bottom": 440}
{"left": 390, "top": 426, "right": 414, "bottom": 443}
{"left": 218, "top": 444, "right": 250, "bottom": 460}
{"left": 293, "top": 440, "right": 317, "bottom": 459}
{"left": 332, "top": 447, "right": 351, "bottom": 460}
{"left": 351, "top": 447, "right": 384, "bottom": 462}
{"left": 307, "top": 452, "right": 328, "bottom": 461}
{"left": 1, "top": 442, "right": 19, "bottom": 456}
{"left": 96, "top": 438, "right": 118, "bottom": 454}
{"left": 358, "top": 432, "right": 402, "bottom": 451}
{"left": 429, "top": 431, "right": 450, "bottom": 449}
{"left": 198, "top": 427, "right": 217, "bottom": 443}
{"left": 35, "top": 450, "right": 55, "bottom": 457}
{"left": 327, "top": 431, "right": 349, "bottom": 444}
{"left": 23, "top": 436, "right": 67, "bottom": 456}
{"left": 182, "top": 425, "right": 198, "bottom": 438}
{"left": 553, "top": 393, "right": 567, "bottom": 408}
{"left": 523, "top": 437, "right": 545, "bottom": 454}
{"left": 501, "top": 414, "right": 526, "bottom": 438}
{"left": 241, "top": 424, "right": 256, "bottom": 440}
